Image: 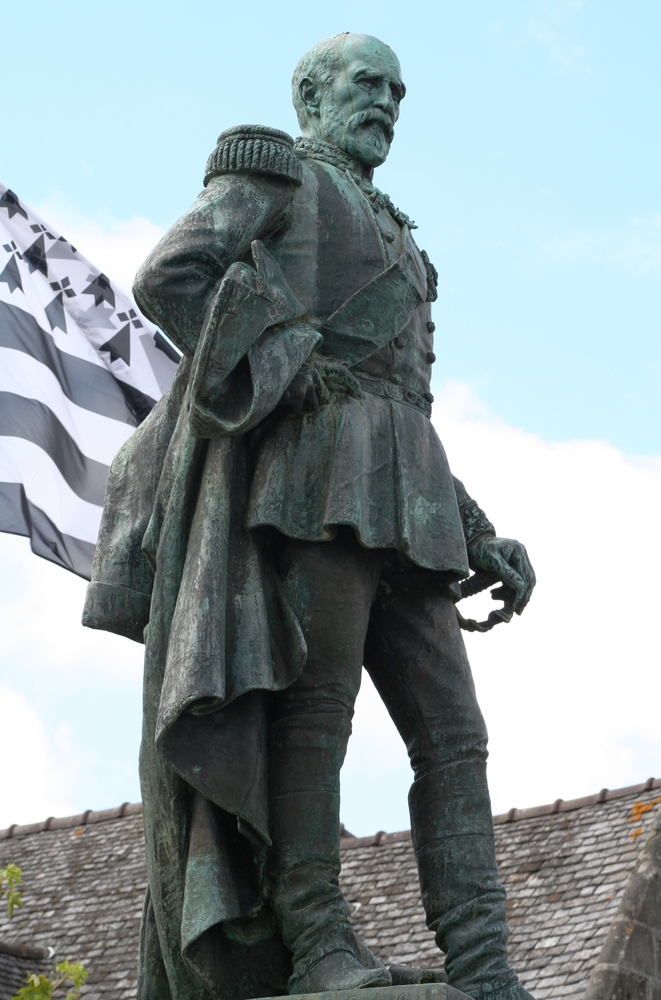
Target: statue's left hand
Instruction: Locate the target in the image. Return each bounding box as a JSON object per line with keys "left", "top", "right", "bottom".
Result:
{"left": 280, "top": 357, "right": 362, "bottom": 413}
{"left": 467, "top": 536, "right": 536, "bottom": 614}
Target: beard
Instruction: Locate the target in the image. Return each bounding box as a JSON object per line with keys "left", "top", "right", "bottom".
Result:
{"left": 343, "top": 109, "right": 394, "bottom": 167}
{"left": 320, "top": 106, "right": 395, "bottom": 168}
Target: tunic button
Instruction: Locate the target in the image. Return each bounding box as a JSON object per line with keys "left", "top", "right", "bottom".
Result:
{"left": 427, "top": 321, "right": 436, "bottom": 333}
{"left": 384, "top": 232, "right": 395, "bottom": 243}
{"left": 424, "top": 392, "right": 434, "bottom": 403}
{"left": 394, "top": 336, "right": 406, "bottom": 348}
{"left": 427, "top": 351, "right": 436, "bottom": 364}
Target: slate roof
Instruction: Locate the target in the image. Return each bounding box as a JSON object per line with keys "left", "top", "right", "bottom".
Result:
{"left": 0, "top": 944, "right": 51, "bottom": 1000}
{"left": 0, "top": 805, "right": 145, "bottom": 1000}
{"left": 1, "top": 780, "right": 660, "bottom": 1000}
{"left": 341, "top": 779, "right": 661, "bottom": 999}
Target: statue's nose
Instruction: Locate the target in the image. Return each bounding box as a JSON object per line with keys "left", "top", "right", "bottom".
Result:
{"left": 372, "top": 83, "right": 395, "bottom": 117}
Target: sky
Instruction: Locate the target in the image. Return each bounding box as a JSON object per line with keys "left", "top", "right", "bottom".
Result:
{"left": 1, "top": 0, "right": 660, "bottom": 836}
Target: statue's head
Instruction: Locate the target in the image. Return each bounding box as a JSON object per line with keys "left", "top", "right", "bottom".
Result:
{"left": 292, "top": 33, "right": 405, "bottom": 170}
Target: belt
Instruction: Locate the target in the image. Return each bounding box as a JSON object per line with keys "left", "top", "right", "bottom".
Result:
{"left": 354, "top": 372, "right": 433, "bottom": 418}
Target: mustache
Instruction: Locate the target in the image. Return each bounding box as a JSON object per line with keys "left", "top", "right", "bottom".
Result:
{"left": 346, "top": 108, "right": 395, "bottom": 144}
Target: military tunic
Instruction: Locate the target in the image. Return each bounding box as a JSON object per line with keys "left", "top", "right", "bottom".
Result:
{"left": 136, "top": 133, "right": 468, "bottom": 575}
{"left": 82, "top": 126, "right": 488, "bottom": 1000}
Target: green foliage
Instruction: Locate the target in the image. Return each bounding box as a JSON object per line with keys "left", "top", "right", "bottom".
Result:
{"left": 0, "top": 863, "right": 24, "bottom": 920}
{"left": 1, "top": 864, "right": 88, "bottom": 1000}
{"left": 11, "top": 961, "right": 88, "bottom": 1000}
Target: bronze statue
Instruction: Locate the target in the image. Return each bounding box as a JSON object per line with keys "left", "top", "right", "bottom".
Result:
{"left": 83, "top": 32, "right": 537, "bottom": 1000}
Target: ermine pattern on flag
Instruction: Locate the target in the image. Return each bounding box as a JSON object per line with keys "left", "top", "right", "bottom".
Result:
{"left": 0, "top": 183, "right": 179, "bottom": 578}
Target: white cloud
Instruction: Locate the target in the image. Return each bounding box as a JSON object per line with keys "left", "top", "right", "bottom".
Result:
{"left": 0, "top": 685, "right": 76, "bottom": 829}
{"left": 491, "top": 0, "right": 592, "bottom": 77}
{"left": 0, "top": 536, "right": 144, "bottom": 828}
{"left": 527, "top": 0, "right": 591, "bottom": 75}
{"left": 438, "top": 381, "right": 661, "bottom": 808}
{"left": 2, "top": 377, "right": 660, "bottom": 836}
{"left": 542, "top": 214, "right": 661, "bottom": 274}
{"left": 342, "top": 380, "right": 661, "bottom": 833}
{"left": 33, "top": 196, "right": 164, "bottom": 295}
{"left": 0, "top": 533, "right": 144, "bottom": 681}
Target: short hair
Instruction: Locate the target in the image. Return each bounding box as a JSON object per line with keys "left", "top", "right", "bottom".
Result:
{"left": 291, "top": 33, "right": 392, "bottom": 129}
{"left": 291, "top": 35, "right": 348, "bottom": 128}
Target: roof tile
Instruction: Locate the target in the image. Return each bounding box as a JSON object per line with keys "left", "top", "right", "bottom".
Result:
{"left": 1, "top": 782, "right": 660, "bottom": 1000}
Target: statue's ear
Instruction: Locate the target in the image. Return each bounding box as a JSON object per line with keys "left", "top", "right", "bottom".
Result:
{"left": 298, "top": 76, "right": 321, "bottom": 117}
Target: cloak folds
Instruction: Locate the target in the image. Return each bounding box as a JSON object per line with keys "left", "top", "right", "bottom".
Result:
{"left": 84, "top": 244, "right": 322, "bottom": 1000}
{"left": 83, "top": 233, "right": 466, "bottom": 1000}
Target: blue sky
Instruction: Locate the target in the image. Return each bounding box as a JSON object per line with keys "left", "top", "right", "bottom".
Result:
{"left": 5, "top": 0, "right": 660, "bottom": 452}
{"left": 1, "top": 0, "right": 660, "bottom": 835}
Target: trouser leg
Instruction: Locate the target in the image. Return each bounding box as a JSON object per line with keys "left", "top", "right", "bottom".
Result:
{"left": 269, "top": 530, "right": 390, "bottom": 993}
{"left": 365, "top": 559, "right": 521, "bottom": 999}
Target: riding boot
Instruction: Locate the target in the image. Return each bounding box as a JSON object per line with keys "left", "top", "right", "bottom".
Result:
{"left": 409, "top": 760, "right": 535, "bottom": 1000}
{"left": 269, "top": 716, "right": 391, "bottom": 994}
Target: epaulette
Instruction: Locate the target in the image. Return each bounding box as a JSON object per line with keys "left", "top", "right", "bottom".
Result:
{"left": 420, "top": 250, "right": 439, "bottom": 302}
{"left": 204, "top": 125, "right": 303, "bottom": 187}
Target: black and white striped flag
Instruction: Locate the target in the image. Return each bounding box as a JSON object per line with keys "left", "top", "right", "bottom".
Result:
{"left": 0, "top": 182, "right": 179, "bottom": 579}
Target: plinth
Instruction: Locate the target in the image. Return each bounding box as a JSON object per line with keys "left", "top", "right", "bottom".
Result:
{"left": 256, "top": 984, "right": 471, "bottom": 1000}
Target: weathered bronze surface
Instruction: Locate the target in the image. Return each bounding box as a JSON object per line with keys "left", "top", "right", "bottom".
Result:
{"left": 83, "top": 33, "right": 537, "bottom": 1000}
{"left": 254, "top": 984, "right": 471, "bottom": 1000}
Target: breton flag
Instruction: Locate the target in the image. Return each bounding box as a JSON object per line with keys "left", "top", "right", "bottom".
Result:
{"left": 0, "top": 182, "right": 179, "bottom": 579}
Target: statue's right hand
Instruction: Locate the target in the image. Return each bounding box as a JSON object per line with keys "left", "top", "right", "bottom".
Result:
{"left": 314, "top": 358, "right": 363, "bottom": 400}
{"left": 280, "top": 363, "right": 330, "bottom": 413}
{"left": 280, "top": 357, "right": 362, "bottom": 413}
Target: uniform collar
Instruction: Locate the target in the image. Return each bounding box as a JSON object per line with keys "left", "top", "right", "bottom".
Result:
{"left": 294, "top": 136, "right": 367, "bottom": 177}
{"left": 294, "top": 137, "right": 417, "bottom": 230}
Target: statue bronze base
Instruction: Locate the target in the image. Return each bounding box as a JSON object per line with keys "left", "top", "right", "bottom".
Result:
{"left": 255, "top": 984, "right": 471, "bottom": 1000}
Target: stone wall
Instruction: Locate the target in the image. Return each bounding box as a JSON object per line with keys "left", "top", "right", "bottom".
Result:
{"left": 584, "top": 806, "right": 661, "bottom": 1000}
{"left": 0, "top": 943, "right": 52, "bottom": 1000}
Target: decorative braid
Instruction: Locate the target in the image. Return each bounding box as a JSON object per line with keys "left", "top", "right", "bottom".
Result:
{"left": 420, "top": 249, "right": 439, "bottom": 302}
{"left": 293, "top": 136, "right": 418, "bottom": 230}
{"left": 453, "top": 476, "right": 496, "bottom": 546}
{"left": 204, "top": 125, "right": 303, "bottom": 186}
{"left": 294, "top": 136, "right": 359, "bottom": 173}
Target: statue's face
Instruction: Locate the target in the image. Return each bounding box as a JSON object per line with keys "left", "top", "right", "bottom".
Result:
{"left": 307, "top": 37, "right": 405, "bottom": 168}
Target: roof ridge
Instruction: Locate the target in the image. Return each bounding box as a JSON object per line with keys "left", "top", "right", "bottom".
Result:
{"left": 339, "top": 777, "right": 661, "bottom": 848}
{"left": 491, "top": 776, "right": 661, "bottom": 827}
{"left": 1, "top": 777, "right": 659, "bottom": 843}
{"left": 0, "top": 802, "right": 142, "bottom": 841}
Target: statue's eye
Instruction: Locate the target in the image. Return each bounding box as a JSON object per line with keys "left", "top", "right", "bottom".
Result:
{"left": 360, "top": 77, "right": 379, "bottom": 91}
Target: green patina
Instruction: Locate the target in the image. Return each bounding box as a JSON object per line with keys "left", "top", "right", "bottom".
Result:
{"left": 83, "top": 32, "right": 536, "bottom": 1000}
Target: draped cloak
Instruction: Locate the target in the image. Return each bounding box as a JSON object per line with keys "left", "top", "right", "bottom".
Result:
{"left": 83, "top": 134, "right": 471, "bottom": 1000}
